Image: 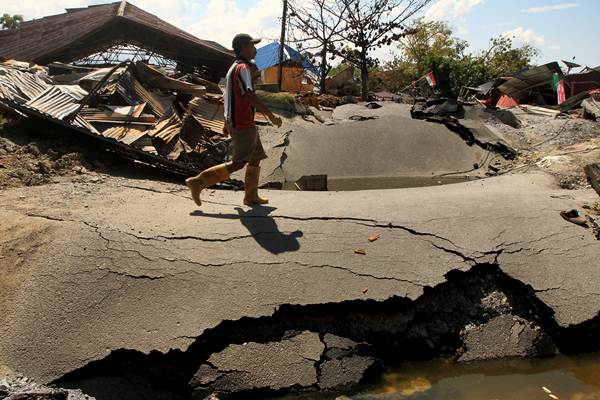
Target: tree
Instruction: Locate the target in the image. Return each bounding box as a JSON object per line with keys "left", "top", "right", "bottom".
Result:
{"left": 0, "top": 14, "right": 23, "bottom": 30}
{"left": 334, "top": 0, "right": 432, "bottom": 100}
{"left": 480, "top": 35, "right": 539, "bottom": 78}
{"left": 375, "top": 20, "right": 540, "bottom": 97}
{"left": 397, "top": 18, "right": 467, "bottom": 74}
{"left": 288, "top": 0, "right": 349, "bottom": 94}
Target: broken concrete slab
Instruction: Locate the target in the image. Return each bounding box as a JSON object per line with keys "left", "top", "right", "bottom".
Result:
{"left": 458, "top": 315, "right": 557, "bottom": 362}
{"left": 190, "top": 331, "right": 377, "bottom": 397}
{"left": 190, "top": 331, "right": 323, "bottom": 396}
{"left": 319, "top": 356, "right": 377, "bottom": 391}
{"left": 0, "top": 172, "right": 599, "bottom": 391}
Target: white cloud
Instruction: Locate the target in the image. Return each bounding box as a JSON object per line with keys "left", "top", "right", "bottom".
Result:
{"left": 521, "top": 2, "right": 580, "bottom": 13}
{"left": 1, "top": 0, "right": 92, "bottom": 20}
{"left": 187, "top": 0, "right": 282, "bottom": 50}
{"left": 502, "top": 27, "right": 545, "bottom": 46}
{"left": 2, "top": 0, "right": 199, "bottom": 28}
{"left": 425, "top": 0, "right": 484, "bottom": 20}
{"left": 548, "top": 45, "right": 561, "bottom": 50}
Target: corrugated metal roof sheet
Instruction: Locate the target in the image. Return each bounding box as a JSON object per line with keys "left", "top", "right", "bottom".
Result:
{"left": 24, "top": 85, "right": 87, "bottom": 120}
{"left": 147, "top": 113, "right": 181, "bottom": 144}
{"left": 186, "top": 97, "right": 225, "bottom": 134}
{"left": 0, "top": 65, "right": 51, "bottom": 103}
{"left": 101, "top": 126, "right": 149, "bottom": 145}
{"left": 497, "top": 62, "right": 562, "bottom": 100}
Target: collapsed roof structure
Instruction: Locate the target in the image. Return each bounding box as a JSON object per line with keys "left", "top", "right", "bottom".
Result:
{"left": 465, "top": 62, "right": 600, "bottom": 115}
{"left": 0, "top": 1, "right": 234, "bottom": 80}
{"left": 0, "top": 2, "right": 250, "bottom": 176}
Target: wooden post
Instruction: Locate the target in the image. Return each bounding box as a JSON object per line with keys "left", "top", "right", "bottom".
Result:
{"left": 277, "top": 0, "right": 288, "bottom": 92}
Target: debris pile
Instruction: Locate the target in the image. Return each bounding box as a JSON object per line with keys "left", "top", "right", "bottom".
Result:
{"left": 465, "top": 62, "right": 600, "bottom": 118}
{"left": 0, "top": 375, "right": 93, "bottom": 400}
{"left": 0, "top": 59, "right": 236, "bottom": 175}
{"left": 0, "top": 136, "right": 96, "bottom": 189}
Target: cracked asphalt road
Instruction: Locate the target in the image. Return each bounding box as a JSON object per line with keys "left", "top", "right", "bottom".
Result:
{"left": 0, "top": 172, "right": 599, "bottom": 383}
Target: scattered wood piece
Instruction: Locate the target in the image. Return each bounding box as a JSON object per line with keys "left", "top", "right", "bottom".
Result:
{"left": 542, "top": 387, "right": 552, "bottom": 394}
{"left": 368, "top": 233, "right": 381, "bottom": 242}
{"left": 354, "top": 248, "right": 367, "bottom": 255}
{"left": 549, "top": 395, "right": 559, "bottom": 400}
{"left": 362, "top": 288, "right": 369, "bottom": 294}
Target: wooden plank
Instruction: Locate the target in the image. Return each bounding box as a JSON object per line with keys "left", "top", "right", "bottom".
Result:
{"left": 585, "top": 163, "right": 600, "bottom": 197}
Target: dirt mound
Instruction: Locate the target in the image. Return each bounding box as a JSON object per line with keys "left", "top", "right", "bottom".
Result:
{"left": 0, "top": 136, "right": 93, "bottom": 189}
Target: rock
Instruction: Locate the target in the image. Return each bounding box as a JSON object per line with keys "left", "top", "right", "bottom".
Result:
{"left": 458, "top": 315, "right": 557, "bottom": 362}
{"left": 24, "top": 144, "right": 40, "bottom": 157}
{"left": 190, "top": 331, "right": 324, "bottom": 397}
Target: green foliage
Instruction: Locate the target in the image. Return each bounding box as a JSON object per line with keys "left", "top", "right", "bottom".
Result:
{"left": 373, "top": 19, "right": 540, "bottom": 97}
{"left": 0, "top": 14, "right": 23, "bottom": 30}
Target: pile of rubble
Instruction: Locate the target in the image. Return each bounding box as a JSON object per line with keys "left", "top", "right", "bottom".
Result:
{"left": 0, "top": 59, "right": 236, "bottom": 176}
{"left": 0, "top": 375, "right": 93, "bottom": 400}
{"left": 465, "top": 62, "right": 600, "bottom": 120}
{"left": 0, "top": 136, "right": 95, "bottom": 189}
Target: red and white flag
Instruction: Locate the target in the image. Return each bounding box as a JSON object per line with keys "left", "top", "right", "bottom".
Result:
{"left": 425, "top": 71, "right": 437, "bottom": 88}
{"left": 557, "top": 79, "right": 566, "bottom": 104}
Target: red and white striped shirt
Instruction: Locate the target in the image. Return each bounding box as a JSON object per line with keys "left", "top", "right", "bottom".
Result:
{"left": 223, "top": 59, "right": 255, "bottom": 129}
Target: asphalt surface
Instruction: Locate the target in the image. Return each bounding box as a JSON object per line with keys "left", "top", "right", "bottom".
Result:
{"left": 0, "top": 172, "right": 599, "bottom": 383}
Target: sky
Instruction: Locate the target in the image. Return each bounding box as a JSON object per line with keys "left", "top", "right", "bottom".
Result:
{"left": 1, "top": 0, "right": 599, "bottom": 68}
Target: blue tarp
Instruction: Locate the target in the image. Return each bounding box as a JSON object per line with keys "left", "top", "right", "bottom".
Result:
{"left": 255, "top": 41, "right": 319, "bottom": 77}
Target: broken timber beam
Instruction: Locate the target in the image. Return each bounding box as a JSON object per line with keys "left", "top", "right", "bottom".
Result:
{"left": 584, "top": 163, "right": 600, "bottom": 197}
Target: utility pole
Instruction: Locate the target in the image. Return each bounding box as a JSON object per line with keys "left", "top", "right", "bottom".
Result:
{"left": 277, "top": 0, "right": 288, "bottom": 92}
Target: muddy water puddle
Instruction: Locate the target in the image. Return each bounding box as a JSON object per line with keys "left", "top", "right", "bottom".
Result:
{"left": 284, "top": 353, "right": 600, "bottom": 400}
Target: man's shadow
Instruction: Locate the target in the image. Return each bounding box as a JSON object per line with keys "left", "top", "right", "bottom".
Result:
{"left": 191, "top": 206, "right": 303, "bottom": 255}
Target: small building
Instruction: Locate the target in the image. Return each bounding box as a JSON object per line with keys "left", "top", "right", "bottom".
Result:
{"left": 254, "top": 42, "right": 317, "bottom": 92}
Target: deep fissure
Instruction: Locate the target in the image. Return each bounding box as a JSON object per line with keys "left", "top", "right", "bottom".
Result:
{"left": 54, "top": 263, "right": 600, "bottom": 400}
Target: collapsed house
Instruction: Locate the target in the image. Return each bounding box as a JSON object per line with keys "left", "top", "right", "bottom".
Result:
{"left": 0, "top": 1, "right": 247, "bottom": 175}
{"left": 465, "top": 62, "right": 600, "bottom": 117}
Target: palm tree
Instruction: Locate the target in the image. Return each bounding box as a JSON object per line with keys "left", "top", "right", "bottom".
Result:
{"left": 0, "top": 14, "right": 23, "bottom": 30}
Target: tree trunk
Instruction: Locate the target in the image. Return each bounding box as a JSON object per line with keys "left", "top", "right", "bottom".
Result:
{"left": 360, "top": 49, "right": 368, "bottom": 101}
{"left": 319, "top": 46, "right": 328, "bottom": 95}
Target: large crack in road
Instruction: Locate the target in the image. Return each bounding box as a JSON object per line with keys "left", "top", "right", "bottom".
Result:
{"left": 1, "top": 172, "right": 599, "bottom": 399}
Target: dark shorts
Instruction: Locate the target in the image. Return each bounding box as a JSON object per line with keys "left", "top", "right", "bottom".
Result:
{"left": 229, "top": 125, "right": 267, "bottom": 163}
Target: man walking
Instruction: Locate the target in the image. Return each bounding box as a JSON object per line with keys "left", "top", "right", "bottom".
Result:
{"left": 186, "top": 33, "right": 282, "bottom": 207}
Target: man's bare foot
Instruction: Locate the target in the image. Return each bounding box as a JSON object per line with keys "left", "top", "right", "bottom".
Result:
{"left": 186, "top": 178, "right": 202, "bottom": 206}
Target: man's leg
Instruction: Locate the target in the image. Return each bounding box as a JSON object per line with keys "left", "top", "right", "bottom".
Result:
{"left": 243, "top": 159, "right": 268, "bottom": 206}
{"left": 185, "top": 161, "right": 247, "bottom": 207}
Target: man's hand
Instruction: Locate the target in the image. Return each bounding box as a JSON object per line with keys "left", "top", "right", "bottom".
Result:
{"left": 269, "top": 115, "right": 282, "bottom": 128}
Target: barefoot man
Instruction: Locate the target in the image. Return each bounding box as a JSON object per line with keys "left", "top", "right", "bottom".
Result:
{"left": 186, "top": 33, "right": 282, "bottom": 207}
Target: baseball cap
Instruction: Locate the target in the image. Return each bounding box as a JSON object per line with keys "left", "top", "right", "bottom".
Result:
{"left": 232, "top": 33, "right": 261, "bottom": 53}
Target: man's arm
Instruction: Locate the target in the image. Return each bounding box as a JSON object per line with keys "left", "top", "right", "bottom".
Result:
{"left": 244, "top": 91, "right": 282, "bottom": 128}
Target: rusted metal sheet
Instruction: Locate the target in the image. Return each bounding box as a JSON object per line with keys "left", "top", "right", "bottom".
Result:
{"left": 0, "top": 65, "right": 51, "bottom": 103}
{"left": 24, "top": 85, "right": 87, "bottom": 120}
{"left": 101, "top": 126, "right": 149, "bottom": 146}
{"left": 147, "top": 113, "right": 182, "bottom": 144}
{"left": 186, "top": 97, "right": 225, "bottom": 134}
{"left": 0, "top": 60, "right": 232, "bottom": 176}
